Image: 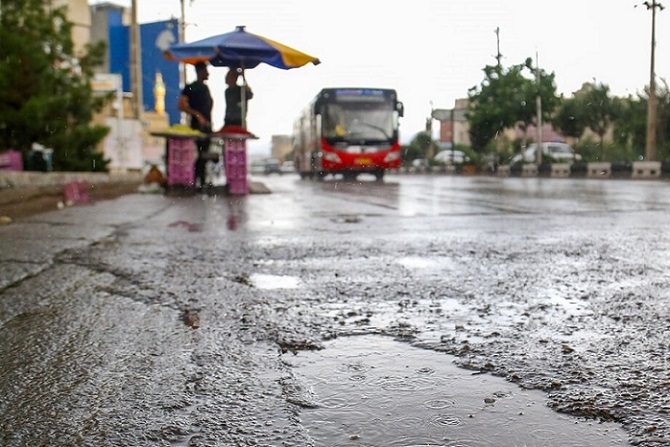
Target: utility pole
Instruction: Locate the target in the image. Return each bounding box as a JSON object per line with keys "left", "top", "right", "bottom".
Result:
{"left": 179, "top": 0, "right": 187, "bottom": 88}
{"left": 494, "top": 27, "right": 502, "bottom": 67}
{"left": 426, "top": 101, "right": 435, "bottom": 159}
{"left": 536, "top": 52, "right": 543, "bottom": 165}
{"left": 643, "top": 1, "right": 664, "bottom": 161}
{"left": 130, "top": 0, "right": 143, "bottom": 121}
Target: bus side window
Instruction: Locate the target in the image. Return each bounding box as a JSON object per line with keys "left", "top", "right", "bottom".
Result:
{"left": 315, "top": 114, "right": 322, "bottom": 140}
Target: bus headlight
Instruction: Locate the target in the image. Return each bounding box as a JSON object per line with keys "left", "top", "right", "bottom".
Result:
{"left": 323, "top": 152, "right": 342, "bottom": 163}
{"left": 384, "top": 151, "right": 400, "bottom": 162}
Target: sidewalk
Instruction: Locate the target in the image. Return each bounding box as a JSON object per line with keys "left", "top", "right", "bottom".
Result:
{"left": 0, "top": 171, "right": 143, "bottom": 221}
{"left": 0, "top": 171, "right": 270, "bottom": 222}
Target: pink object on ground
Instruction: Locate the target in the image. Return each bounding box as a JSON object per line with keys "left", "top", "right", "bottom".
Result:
{"left": 63, "top": 181, "right": 90, "bottom": 204}
{"left": 0, "top": 150, "right": 24, "bottom": 171}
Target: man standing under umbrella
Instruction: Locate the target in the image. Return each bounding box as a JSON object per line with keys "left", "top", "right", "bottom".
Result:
{"left": 223, "top": 68, "right": 253, "bottom": 129}
{"left": 178, "top": 62, "right": 213, "bottom": 189}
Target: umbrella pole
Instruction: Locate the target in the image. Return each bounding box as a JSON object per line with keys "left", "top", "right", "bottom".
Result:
{"left": 240, "top": 64, "right": 247, "bottom": 129}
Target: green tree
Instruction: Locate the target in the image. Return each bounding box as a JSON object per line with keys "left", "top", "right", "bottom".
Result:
{"left": 467, "top": 58, "right": 559, "bottom": 152}
{"left": 402, "top": 131, "right": 433, "bottom": 164}
{"left": 580, "top": 83, "right": 621, "bottom": 157}
{"left": 554, "top": 96, "right": 587, "bottom": 141}
{"left": 0, "top": 0, "right": 110, "bottom": 171}
{"left": 654, "top": 80, "right": 670, "bottom": 160}
{"left": 613, "top": 94, "right": 646, "bottom": 157}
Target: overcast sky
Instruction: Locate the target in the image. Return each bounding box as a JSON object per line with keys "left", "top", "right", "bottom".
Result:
{"left": 108, "top": 0, "right": 669, "bottom": 153}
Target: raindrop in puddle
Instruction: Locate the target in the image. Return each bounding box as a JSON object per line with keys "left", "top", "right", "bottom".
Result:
{"left": 249, "top": 273, "right": 301, "bottom": 289}
{"left": 284, "top": 335, "right": 627, "bottom": 447}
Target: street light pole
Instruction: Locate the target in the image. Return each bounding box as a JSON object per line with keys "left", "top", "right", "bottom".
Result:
{"left": 427, "top": 101, "right": 435, "bottom": 160}
{"left": 179, "top": 0, "right": 187, "bottom": 88}
{"left": 643, "top": 1, "right": 664, "bottom": 161}
{"left": 130, "top": 0, "right": 143, "bottom": 121}
{"left": 494, "top": 27, "right": 502, "bottom": 67}
{"left": 535, "top": 52, "right": 543, "bottom": 165}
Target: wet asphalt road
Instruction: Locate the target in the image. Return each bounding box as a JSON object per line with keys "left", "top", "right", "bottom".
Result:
{"left": 0, "top": 173, "right": 669, "bottom": 446}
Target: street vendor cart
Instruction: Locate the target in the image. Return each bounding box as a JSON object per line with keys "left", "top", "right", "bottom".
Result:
{"left": 151, "top": 127, "right": 257, "bottom": 195}
{"left": 211, "top": 130, "right": 257, "bottom": 195}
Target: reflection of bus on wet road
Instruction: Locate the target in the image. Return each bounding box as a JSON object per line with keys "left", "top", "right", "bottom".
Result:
{"left": 292, "top": 88, "right": 404, "bottom": 181}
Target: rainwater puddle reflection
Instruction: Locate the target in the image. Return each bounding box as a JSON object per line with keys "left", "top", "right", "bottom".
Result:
{"left": 286, "top": 335, "right": 627, "bottom": 447}
{"left": 249, "top": 273, "right": 302, "bottom": 289}
{"left": 396, "top": 256, "right": 460, "bottom": 277}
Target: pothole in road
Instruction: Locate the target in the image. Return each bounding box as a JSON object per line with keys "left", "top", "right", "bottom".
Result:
{"left": 284, "top": 334, "right": 627, "bottom": 447}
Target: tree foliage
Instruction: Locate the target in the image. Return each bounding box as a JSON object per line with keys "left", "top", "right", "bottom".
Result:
{"left": 613, "top": 94, "right": 646, "bottom": 154}
{"left": 554, "top": 82, "right": 623, "bottom": 160}
{"left": 653, "top": 80, "right": 670, "bottom": 160}
{"left": 402, "top": 131, "right": 433, "bottom": 163}
{"left": 467, "top": 58, "right": 559, "bottom": 152}
{"left": 610, "top": 81, "right": 670, "bottom": 161}
{"left": 554, "top": 96, "right": 587, "bottom": 141}
{"left": 0, "top": 0, "right": 111, "bottom": 171}
{"left": 579, "top": 83, "right": 621, "bottom": 148}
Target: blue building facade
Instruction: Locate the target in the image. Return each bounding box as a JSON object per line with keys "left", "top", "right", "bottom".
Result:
{"left": 105, "top": 10, "right": 181, "bottom": 125}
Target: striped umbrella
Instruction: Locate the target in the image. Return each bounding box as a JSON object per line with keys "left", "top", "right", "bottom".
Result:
{"left": 166, "top": 26, "right": 320, "bottom": 129}
{"left": 166, "top": 25, "right": 320, "bottom": 69}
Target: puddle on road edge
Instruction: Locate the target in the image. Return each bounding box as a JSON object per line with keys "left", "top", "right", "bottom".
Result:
{"left": 283, "top": 334, "right": 627, "bottom": 447}
{"left": 249, "top": 273, "right": 302, "bottom": 289}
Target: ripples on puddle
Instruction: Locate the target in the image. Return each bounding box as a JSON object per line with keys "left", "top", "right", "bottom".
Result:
{"left": 284, "top": 335, "right": 627, "bottom": 447}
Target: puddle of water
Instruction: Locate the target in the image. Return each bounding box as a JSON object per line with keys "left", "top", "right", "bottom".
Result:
{"left": 396, "top": 256, "right": 461, "bottom": 277}
{"left": 285, "top": 335, "right": 627, "bottom": 447}
{"left": 249, "top": 273, "right": 302, "bottom": 289}
{"left": 397, "top": 256, "right": 439, "bottom": 270}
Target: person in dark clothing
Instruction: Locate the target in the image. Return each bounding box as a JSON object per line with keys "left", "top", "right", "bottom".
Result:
{"left": 224, "top": 68, "right": 253, "bottom": 128}
{"left": 178, "top": 62, "right": 213, "bottom": 188}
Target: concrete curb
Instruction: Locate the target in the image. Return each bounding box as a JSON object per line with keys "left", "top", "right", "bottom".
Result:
{"left": 0, "top": 171, "right": 143, "bottom": 207}
{"left": 393, "top": 161, "right": 668, "bottom": 180}
{"left": 0, "top": 171, "right": 143, "bottom": 189}
{"left": 0, "top": 171, "right": 271, "bottom": 222}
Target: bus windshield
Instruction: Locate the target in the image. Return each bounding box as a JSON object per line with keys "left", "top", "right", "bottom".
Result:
{"left": 321, "top": 98, "right": 396, "bottom": 144}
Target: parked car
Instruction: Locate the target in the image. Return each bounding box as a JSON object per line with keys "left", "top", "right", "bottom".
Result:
{"left": 264, "top": 158, "right": 282, "bottom": 175}
{"left": 433, "top": 149, "right": 470, "bottom": 165}
{"left": 511, "top": 142, "right": 581, "bottom": 164}
{"left": 280, "top": 161, "right": 295, "bottom": 173}
{"left": 250, "top": 158, "right": 282, "bottom": 175}
{"left": 411, "top": 158, "right": 430, "bottom": 172}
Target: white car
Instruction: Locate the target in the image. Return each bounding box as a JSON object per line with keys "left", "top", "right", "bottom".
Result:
{"left": 250, "top": 158, "right": 282, "bottom": 175}
{"left": 411, "top": 158, "right": 430, "bottom": 169}
{"left": 280, "top": 161, "right": 295, "bottom": 173}
{"left": 511, "top": 143, "right": 581, "bottom": 164}
{"left": 434, "top": 150, "right": 470, "bottom": 165}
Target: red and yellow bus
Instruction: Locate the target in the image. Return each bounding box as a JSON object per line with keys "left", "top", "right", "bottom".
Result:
{"left": 292, "top": 88, "right": 404, "bottom": 181}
